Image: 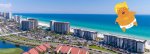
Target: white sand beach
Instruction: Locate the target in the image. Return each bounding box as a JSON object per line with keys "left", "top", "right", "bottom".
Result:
{"left": 20, "top": 18, "right": 149, "bottom": 40}
{"left": 38, "top": 22, "right": 49, "bottom": 27}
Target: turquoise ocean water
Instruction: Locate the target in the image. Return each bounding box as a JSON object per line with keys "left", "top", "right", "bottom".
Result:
{"left": 13, "top": 13, "right": 150, "bottom": 40}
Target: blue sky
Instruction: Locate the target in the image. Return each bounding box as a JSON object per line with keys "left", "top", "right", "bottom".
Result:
{"left": 0, "top": 0, "right": 149, "bottom": 14}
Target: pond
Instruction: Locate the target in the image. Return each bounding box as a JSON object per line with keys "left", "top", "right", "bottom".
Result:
{"left": 0, "top": 40, "right": 31, "bottom": 52}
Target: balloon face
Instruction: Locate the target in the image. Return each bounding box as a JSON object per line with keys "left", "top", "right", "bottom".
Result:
{"left": 117, "top": 7, "right": 128, "bottom": 18}
{"left": 115, "top": 2, "right": 138, "bottom": 32}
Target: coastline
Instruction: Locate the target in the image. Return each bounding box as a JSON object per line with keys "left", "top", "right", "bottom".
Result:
{"left": 38, "top": 21, "right": 49, "bottom": 27}
{"left": 31, "top": 20, "right": 104, "bottom": 38}
{"left": 20, "top": 17, "right": 149, "bottom": 40}
{"left": 34, "top": 20, "right": 149, "bottom": 40}
{"left": 36, "top": 21, "right": 150, "bottom": 49}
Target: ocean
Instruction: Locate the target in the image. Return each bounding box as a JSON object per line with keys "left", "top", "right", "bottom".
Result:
{"left": 13, "top": 13, "right": 150, "bottom": 40}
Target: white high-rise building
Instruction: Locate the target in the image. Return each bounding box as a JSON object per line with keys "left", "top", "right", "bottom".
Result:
{"left": 104, "top": 34, "right": 146, "bottom": 53}
{"left": 50, "top": 20, "right": 55, "bottom": 31}
{"left": 21, "top": 20, "right": 31, "bottom": 31}
{"left": 73, "top": 28, "right": 98, "bottom": 40}
{"left": 50, "top": 20, "right": 70, "bottom": 34}
{"left": 14, "top": 15, "right": 21, "bottom": 24}
{"left": 28, "top": 18, "right": 38, "bottom": 29}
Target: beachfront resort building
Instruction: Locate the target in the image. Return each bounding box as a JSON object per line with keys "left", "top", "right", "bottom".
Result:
{"left": 74, "top": 28, "right": 84, "bottom": 38}
{"left": 0, "top": 12, "right": 11, "bottom": 19}
{"left": 0, "top": 12, "right": 6, "bottom": 23}
{"left": 104, "top": 34, "right": 146, "bottom": 53}
{"left": 50, "top": 20, "right": 70, "bottom": 34}
{"left": 0, "top": 12, "right": 4, "bottom": 17}
{"left": 55, "top": 44, "right": 89, "bottom": 54}
{"left": 50, "top": 20, "right": 55, "bottom": 31}
{"left": 21, "top": 20, "right": 32, "bottom": 31}
{"left": 14, "top": 15, "right": 21, "bottom": 24}
{"left": 74, "top": 28, "right": 98, "bottom": 40}
{"left": 28, "top": 18, "right": 38, "bottom": 29}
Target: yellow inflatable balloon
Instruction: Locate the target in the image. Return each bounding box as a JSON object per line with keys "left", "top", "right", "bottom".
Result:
{"left": 115, "top": 2, "right": 128, "bottom": 14}
{"left": 115, "top": 2, "right": 138, "bottom": 32}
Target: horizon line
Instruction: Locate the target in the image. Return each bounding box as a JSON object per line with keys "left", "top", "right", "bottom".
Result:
{"left": 12, "top": 12, "right": 150, "bottom": 15}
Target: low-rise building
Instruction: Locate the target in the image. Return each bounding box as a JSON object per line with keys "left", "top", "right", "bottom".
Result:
{"left": 55, "top": 44, "right": 89, "bottom": 54}
{"left": 23, "top": 43, "right": 50, "bottom": 54}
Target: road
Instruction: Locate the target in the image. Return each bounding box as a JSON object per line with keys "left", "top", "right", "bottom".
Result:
{"left": 0, "top": 31, "right": 26, "bottom": 37}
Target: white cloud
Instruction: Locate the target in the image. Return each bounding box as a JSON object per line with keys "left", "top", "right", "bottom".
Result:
{"left": 0, "top": 3, "right": 12, "bottom": 12}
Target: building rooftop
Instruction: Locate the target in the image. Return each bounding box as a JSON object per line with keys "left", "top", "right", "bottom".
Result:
{"left": 104, "top": 34, "right": 146, "bottom": 42}
{"left": 74, "top": 28, "right": 97, "bottom": 33}
{"left": 23, "top": 43, "right": 51, "bottom": 54}
{"left": 54, "top": 21, "right": 70, "bottom": 24}
{"left": 35, "top": 46, "right": 44, "bottom": 52}
{"left": 28, "top": 48, "right": 39, "bottom": 54}
{"left": 23, "top": 52, "right": 30, "bottom": 54}
{"left": 43, "top": 43, "right": 50, "bottom": 48}
{"left": 55, "top": 44, "right": 88, "bottom": 54}
{"left": 28, "top": 18, "right": 37, "bottom": 20}
{"left": 51, "top": 20, "right": 69, "bottom": 24}
{"left": 38, "top": 45, "right": 47, "bottom": 51}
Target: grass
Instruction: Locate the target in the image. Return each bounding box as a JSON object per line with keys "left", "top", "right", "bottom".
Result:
{"left": 0, "top": 48, "right": 23, "bottom": 54}
{"left": 0, "top": 35, "right": 43, "bottom": 46}
{"left": 89, "top": 45, "right": 117, "bottom": 54}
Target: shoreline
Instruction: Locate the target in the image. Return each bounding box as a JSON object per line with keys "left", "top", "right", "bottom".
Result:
{"left": 20, "top": 18, "right": 149, "bottom": 40}
{"left": 37, "top": 21, "right": 149, "bottom": 40}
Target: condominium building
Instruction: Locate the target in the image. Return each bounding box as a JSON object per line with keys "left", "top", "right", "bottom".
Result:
{"left": 74, "top": 28, "right": 84, "bottom": 38}
{"left": 50, "top": 20, "right": 55, "bottom": 31}
{"left": 21, "top": 20, "right": 31, "bottom": 31}
{"left": 3, "top": 12, "right": 11, "bottom": 19}
{"left": 14, "top": 15, "right": 21, "bottom": 24}
{"left": 84, "top": 30, "right": 97, "bottom": 40}
{"left": 74, "top": 28, "right": 98, "bottom": 40}
{"left": 28, "top": 18, "right": 38, "bottom": 29}
{"left": 0, "top": 12, "right": 3, "bottom": 17}
{"left": 104, "top": 34, "right": 146, "bottom": 53}
{"left": 50, "top": 20, "right": 70, "bottom": 34}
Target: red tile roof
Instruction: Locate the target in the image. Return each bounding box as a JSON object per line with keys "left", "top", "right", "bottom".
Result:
{"left": 71, "top": 47, "right": 80, "bottom": 54}
{"left": 23, "top": 43, "right": 51, "bottom": 54}
{"left": 55, "top": 44, "right": 89, "bottom": 54}
{"left": 23, "top": 52, "right": 30, "bottom": 54}
{"left": 43, "top": 43, "right": 50, "bottom": 48}
{"left": 80, "top": 49, "right": 88, "bottom": 54}
{"left": 59, "top": 45, "right": 66, "bottom": 53}
{"left": 29, "top": 48, "right": 39, "bottom": 54}
{"left": 35, "top": 46, "right": 44, "bottom": 52}
{"left": 60, "top": 45, "right": 72, "bottom": 53}
{"left": 63, "top": 46, "right": 71, "bottom": 53}
{"left": 55, "top": 45, "right": 62, "bottom": 51}
{"left": 38, "top": 45, "right": 47, "bottom": 51}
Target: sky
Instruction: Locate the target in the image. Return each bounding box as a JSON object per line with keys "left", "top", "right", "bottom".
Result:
{"left": 0, "top": 0, "right": 150, "bottom": 14}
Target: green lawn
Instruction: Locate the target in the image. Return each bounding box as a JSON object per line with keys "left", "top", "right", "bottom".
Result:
{"left": 89, "top": 45, "right": 117, "bottom": 54}
{"left": 0, "top": 48, "right": 23, "bottom": 54}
